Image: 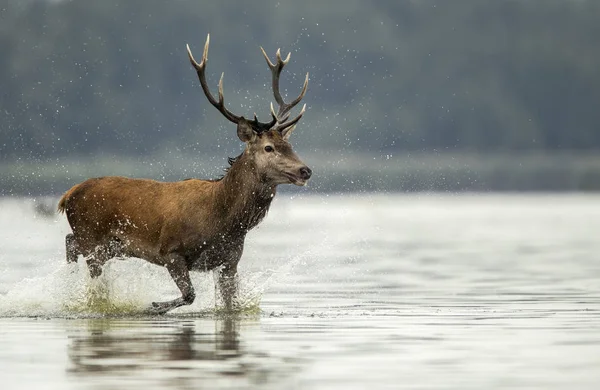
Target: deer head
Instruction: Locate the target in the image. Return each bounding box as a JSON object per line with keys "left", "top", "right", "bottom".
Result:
{"left": 186, "top": 35, "right": 312, "bottom": 186}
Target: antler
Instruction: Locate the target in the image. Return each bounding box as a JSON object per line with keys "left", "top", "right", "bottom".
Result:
{"left": 187, "top": 34, "right": 276, "bottom": 131}
{"left": 260, "top": 47, "right": 309, "bottom": 132}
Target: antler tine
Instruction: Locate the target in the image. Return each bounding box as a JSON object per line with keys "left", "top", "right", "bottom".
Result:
{"left": 217, "top": 72, "right": 226, "bottom": 106}
{"left": 269, "top": 102, "right": 278, "bottom": 120}
{"left": 287, "top": 72, "right": 309, "bottom": 111}
{"left": 260, "top": 47, "right": 308, "bottom": 120}
{"left": 273, "top": 103, "right": 306, "bottom": 133}
{"left": 276, "top": 49, "right": 291, "bottom": 65}
{"left": 260, "top": 47, "right": 285, "bottom": 108}
{"left": 260, "top": 47, "right": 275, "bottom": 68}
{"left": 187, "top": 34, "right": 242, "bottom": 125}
{"left": 202, "top": 33, "right": 210, "bottom": 66}
{"left": 270, "top": 102, "right": 291, "bottom": 124}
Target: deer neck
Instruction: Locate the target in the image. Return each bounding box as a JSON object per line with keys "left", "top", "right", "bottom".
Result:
{"left": 216, "top": 153, "right": 276, "bottom": 233}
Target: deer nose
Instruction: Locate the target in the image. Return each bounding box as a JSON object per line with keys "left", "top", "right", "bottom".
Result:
{"left": 299, "top": 166, "right": 312, "bottom": 180}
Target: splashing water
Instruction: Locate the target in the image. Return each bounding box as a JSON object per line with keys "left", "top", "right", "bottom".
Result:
{"left": 0, "top": 195, "right": 331, "bottom": 318}
{"left": 0, "top": 256, "right": 288, "bottom": 318}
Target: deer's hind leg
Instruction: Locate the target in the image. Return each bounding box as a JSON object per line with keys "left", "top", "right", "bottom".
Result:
{"left": 86, "top": 237, "right": 124, "bottom": 279}
{"left": 65, "top": 233, "right": 80, "bottom": 263}
{"left": 149, "top": 254, "right": 196, "bottom": 314}
{"left": 86, "top": 250, "right": 106, "bottom": 279}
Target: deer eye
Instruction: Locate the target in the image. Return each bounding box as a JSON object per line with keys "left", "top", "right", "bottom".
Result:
{"left": 264, "top": 145, "right": 274, "bottom": 153}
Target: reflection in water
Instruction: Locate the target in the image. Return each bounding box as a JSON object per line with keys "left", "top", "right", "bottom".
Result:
{"left": 4, "top": 195, "right": 600, "bottom": 389}
{"left": 66, "top": 317, "right": 284, "bottom": 387}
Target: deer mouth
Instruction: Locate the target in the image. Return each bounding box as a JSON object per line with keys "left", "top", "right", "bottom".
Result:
{"left": 284, "top": 172, "right": 307, "bottom": 186}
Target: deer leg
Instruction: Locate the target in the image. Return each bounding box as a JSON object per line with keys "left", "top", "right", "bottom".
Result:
{"left": 217, "top": 262, "right": 239, "bottom": 311}
{"left": 86, "top": 245, "right": 111, "bottom": 278}
{"left": 106, "top": 237, "right": 124, "bottom": 259}
{"left": 216, "top": 241, "right": 243, "bottom": 311}
{"left": 149, "top": 255, "right": 195, "bottom": 315}
{"left": 65, "top": 233, "right": 80, "bottom": 263}
{"left": 86, "top": 256, "right": 103, "bottom": 278}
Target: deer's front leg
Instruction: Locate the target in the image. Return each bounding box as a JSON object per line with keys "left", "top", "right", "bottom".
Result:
{"left": 216, "top": 240, "right": 243, "bottom": 311}
{"left": 218, "top": 262, "right": 239, "bottom": 311}
{"left": 149, "top": 254, "right": 195, "bottom": 314}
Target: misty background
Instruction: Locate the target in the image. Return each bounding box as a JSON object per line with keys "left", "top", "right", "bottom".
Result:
{"left": 1, "top": 0, "right": 599, "bottom": 195}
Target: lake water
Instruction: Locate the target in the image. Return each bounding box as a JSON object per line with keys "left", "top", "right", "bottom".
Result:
{"left": 1, "top": 193, "right": 599, "bottom": 389}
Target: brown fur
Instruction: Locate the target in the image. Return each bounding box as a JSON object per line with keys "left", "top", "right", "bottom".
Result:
{"left": 57, "top": 182, "right": 82, "bottom": 214}
{"left": 60, "top": 36, "right": 311, "bottom": 314}
{"left": 59, "top": 129, "right": 310, "bottom": 314}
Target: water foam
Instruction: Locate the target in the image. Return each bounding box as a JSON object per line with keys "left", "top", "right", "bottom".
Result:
{"left": 0, "top": 257, "right": 271, "bottom": 318}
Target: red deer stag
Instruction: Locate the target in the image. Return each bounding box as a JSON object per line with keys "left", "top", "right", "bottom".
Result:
{"left": 58, "top": 35, "right": 311, "bottom": 314}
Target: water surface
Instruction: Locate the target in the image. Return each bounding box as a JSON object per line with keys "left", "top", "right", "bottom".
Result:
{"left": 1, "top": 194, "right": 599, "bottom": 389}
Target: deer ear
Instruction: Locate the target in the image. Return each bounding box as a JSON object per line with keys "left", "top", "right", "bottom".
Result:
{"left": 281, "top": 125, "right": 297, "bottom": 140}
{"left": 237, "top": 118, "right": 257, "bottom": 143}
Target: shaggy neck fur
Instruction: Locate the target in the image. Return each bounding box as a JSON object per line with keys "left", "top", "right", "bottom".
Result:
{"left": 215, "top": 151, "right": 276, "bottom": 234}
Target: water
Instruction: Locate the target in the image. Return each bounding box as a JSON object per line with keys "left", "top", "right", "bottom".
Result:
{"left": 1, "top": 194, "right": 599, "bottom": 389}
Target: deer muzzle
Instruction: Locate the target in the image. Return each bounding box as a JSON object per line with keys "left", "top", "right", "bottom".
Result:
{"left": 285, "top": 166, "right": 312, "bottom": 186}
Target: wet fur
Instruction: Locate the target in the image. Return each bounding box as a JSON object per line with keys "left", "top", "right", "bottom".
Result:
{"left": 58, "top": 129, "right": 307, "bottom": 314}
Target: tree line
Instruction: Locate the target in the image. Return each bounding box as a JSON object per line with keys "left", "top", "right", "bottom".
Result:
{"left": 1, "top": 0, "right": 599, "bottom": 163}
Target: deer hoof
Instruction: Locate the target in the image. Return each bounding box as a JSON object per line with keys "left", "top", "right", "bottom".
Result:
{"left": 146, "top": 302, "right": 170, "bottom": 315}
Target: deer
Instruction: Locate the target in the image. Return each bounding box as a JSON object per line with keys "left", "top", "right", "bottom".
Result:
{"left": 57, "top": 34, "right": 311, "bottom": 314}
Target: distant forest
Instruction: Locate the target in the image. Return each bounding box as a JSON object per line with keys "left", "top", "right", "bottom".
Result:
{"left": 1, "top": 1, "right": 600, "bottom": 193}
